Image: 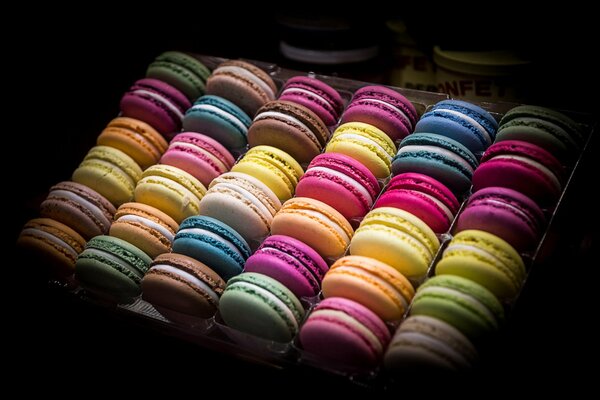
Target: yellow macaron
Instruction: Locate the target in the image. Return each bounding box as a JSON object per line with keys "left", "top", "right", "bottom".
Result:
{"left": 232, "top": 145, "right": 304, "bottom": 202}
{"left": 349, "top": 207, "right": 440, "bottom": 281}
{"left": 325, "top": 122, "right": 397, "bottom": 179}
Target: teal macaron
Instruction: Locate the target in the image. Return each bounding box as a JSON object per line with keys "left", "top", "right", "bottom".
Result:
{"left": 496, "top": 105, "right": 585, "bottom": 161}
{"left": 183, "top": 95, "right": 252, "bottom": 151}
{"left": 410, "top": 275, "right": 504, "bottom": 340}
{"left": 219, "top": 272, "right": 305, "bottom": 342}
{"left": 392, "top": 133, "right": 478, "bottom": 196}
{"left": 172, "top": 216, "right": 251, "bottom": 281}
{"left": 75, "top": 235, "right": 152, "bottom": 303}
{"left": 146, "top": 51, "right": 211, "bottom": 102}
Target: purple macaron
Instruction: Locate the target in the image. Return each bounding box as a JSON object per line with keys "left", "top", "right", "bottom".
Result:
{"left": 120, "top": 78, "right": 191, "bottom": 138}
{"left": 341, "top": 85, "right": 418, "bottom": 143}
{"left": 472, "top": 140, "right": 564, "bottom": 207}
{"left": 455, "top": 187, "right": 546, "bottom": 252}
{"left": 243, "top": 235, "right": 329, "bottom": 298}
{"left": 279, "top": 76, "right": 344, "bottom": 126}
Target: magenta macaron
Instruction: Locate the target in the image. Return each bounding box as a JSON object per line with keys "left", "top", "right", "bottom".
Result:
{"left": 278, "top": 76, "right": 344, "bottom": 126}
{"left": 295, "top": 152, "right": 380, "bottom": 222}
{"left": 243, "top": 235, "right": 329, "bottom": 298}
{"left": 472, "top": 140, "right": 564, "bottom": 207}
{"left": 299, "top": 297, "right": 391, "bottom": 369}
{"left": 120, "top": 78, "right": 191, "bottom": 138}
{"left": 341, "top": 85, "right": 418, "bottom": 143}
{"left": 375, "top": 173, "right": 460, "bottom": 233}
{"left": 160, "top": 132, "right": 235, "bottom": 188}
{"left": 456, "top": 187, "right": 546, "bottom": 252}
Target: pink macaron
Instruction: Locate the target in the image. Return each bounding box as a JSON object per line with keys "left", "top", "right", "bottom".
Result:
{"left": 160, "top": 132, "right": 235, "bottom": 188}
{"left": 472, "top": 140, "right": 564, "bottom": 207}
{"left": 299, "top": 297, "right": 391, "bottom": 369}
{"left": 243, "top": 235, "right": 329, "bottom": 298}
{"left": 455, "top": 187, "right": 546, "bottom": 252}
{"left": 278, "top": 76, "right": 344, "bottom": 126}
{"left": 295, "top": 152, "right": 380, "bottom": 222}
{"left": 375, "top": 173, "right": 460, "bottom": 233}
{"left": 120, "top": 78, "right": 191, "bottom": 138}
{"left": 341, "top": 85, "right": 418, "bottom": 143}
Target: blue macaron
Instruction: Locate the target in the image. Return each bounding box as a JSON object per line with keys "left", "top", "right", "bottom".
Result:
{"left": 172, "top": 216, "right": 251, "bottom": 281}
{"left": 392, "top": 133, "right": 478, "bottom": 196}
{"left": 414, "top": 100, "right": 498, "bottom": 156}
{"left": 182, "top": 95, "right": 252, "bottom": 151}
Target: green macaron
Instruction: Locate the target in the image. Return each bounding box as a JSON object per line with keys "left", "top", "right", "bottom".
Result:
{"left": 147, "top": 51, "right": 211, "bottom": 102}
{"left": 219, "top": 272, "right": 305, "bottom": 342}
{"left": 410, "top": 275, "right": 504, "bottom": 340}
{"left": 75, "top": 235, "right": 152, "bottom": 303}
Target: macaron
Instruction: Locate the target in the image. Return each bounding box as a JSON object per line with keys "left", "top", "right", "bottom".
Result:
{"left": 414, "top": 99, "right": 498, "bottom": 155}
{"left": 299, "top": 297, "right": 391, "bottom": 368}
{"left": 75, "top": 235, "right": 152, "bottom": 303}
{"left": 142, "top": 253, "right": 226, "bottom": 323}
{"left": 496, "top": 105, "right": 584, "bottom": 160}
{"left": 120, "top": 78, "right": 191, "bottom": 138}
{"left": 270, "top": 197, "right": 354, "bottom": 261}
{"left": 455, "top": 187, "right": 545, "bottom": 252}
{"left": 72, "top": 145, "right": 142, "bottom": 207}
{"left": 472, "top": 140, "right": 564, "bottom": 207}
{"left": 295, "top": 153, "right": 380, "bottom": 222}
{"left": 219, "top": 272, "right": 305, "bottom": 342}
{"left": 322, "top": 255, "right": 415, "bottom": 321}
{"left": 182, "top": 95, "right": 252, "bottom": 151}
{"left": 436, "top": 230, "right": 526, "bottom": 300}
{"left": 244, "top": 235, "right": 329, "bottom": 298}
{"left": 392, "top": 133, "right": 479, "bottom": 196}
{"left": 160, "top": 132, "right": 235, "bottom": 188}
{"left": 248, "top": 100, "right": 330, "bottom": 164}
{"left": 410, "top": 275, "right": 504, "bottom": 340}
{"left": 134, "top": 164, "right": 207, "bottom": 224}
{"left": 384, "top": 315, "right": 478, "bottom": 371}
{"left": 199, "top": 172, "right": 281, "bottom": 246}
{"left": 278, "top": 76, "right": 344, "bottom": 126}
{"left": 109, "top": 202, "right": 179, "bottom": 259}
{"left": 325, "top": 122, "right": 397, "bottom": 179}
{"left": 231, "top": 145, "right": 304, "bottom": 202}
{"left": 146, "top": 51, "right": 211, "bottom": 102}
{"left": 374, "top": 173, "right": 460, "bottom": 233}
{"left": 349, "top": 207, "right": 440, "bottom": 281}
{"left": 341, "top": 85, "right": 418, "bottom": 142}
{"left": 97, "top": 117, "right": 168, "bottom": 170}
{"left": 40, "top": 181, "right": 116, "bottom": 240}
{"left": 206, "top": 60, "right": 277, "bottom": 117}
{"left": 172, "top": 216, "right": 251, "bottom": 281}
{"left": 17, "top": 218, "right": 86, "bottom": 278}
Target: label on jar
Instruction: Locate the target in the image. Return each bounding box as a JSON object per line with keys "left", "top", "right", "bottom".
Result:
{"left": 436, "top": 67, "right": 525, "bottom": 102}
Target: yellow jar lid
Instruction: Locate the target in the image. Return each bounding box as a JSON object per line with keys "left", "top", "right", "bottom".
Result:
{"left": 433, "top": 46, "right": 530, "bottom": 76}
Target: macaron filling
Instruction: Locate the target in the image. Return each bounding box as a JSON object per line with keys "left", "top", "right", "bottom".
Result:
{"left": 132, "top": 89, "right": 185, "bottom": 121}
{"left": 254, "top": 111, "right": 322, "bottom": 148}
{"left": 50, "top": 189, "right": 112, "bottom": 228}
{"left": 149, "top": 264, "right": 219, "bottom": 303}
{"left": 214, "top": 65, "right": 275, "bottom": 100}
{"left": 188, "top": 104, "right": 250, "bottom": 135}
{"left": 487, "top": 154, "right": 562, "bottom": 191}
{"left": 20, "top": 228, "right": 79, "bottom": 259}
{"left": 177, "top": 227, "right": 244, "bottom": 259}
{"left": 308, "top": 166, "right": 374, "bottom": 206}
{"left": 354, "top": 98, "right": 413, "bottom": 127}
{"left": 430, "top": 108, "right": 492, "bottom": 146}
{"left": 116, "top": 214, "right": 175, "bottom": 242}
{"left": 310, "top": 309, "right": 383, "bottom": 353}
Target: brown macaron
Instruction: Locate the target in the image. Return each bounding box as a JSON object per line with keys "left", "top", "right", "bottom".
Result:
{"left": 206, "top": 60, "right": 277, "bottom": 117}
{"left": 142, "top": 253, "right": 226, "bottom": 324}
{"left": 248, "top": 100, "right": 330, "bottom": 164}
{"left": 109, "top": 202, "right": 179, "bottom": 258}
{"left": 17, "top": 218, "right": 86, "bottom": 277}
{"left": 40, "top": 181, "right": 116, "bottom": 240}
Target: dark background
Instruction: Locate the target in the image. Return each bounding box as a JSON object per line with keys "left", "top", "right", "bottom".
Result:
{"left": 11, "top": 11, "right": 596, "bottom": 394}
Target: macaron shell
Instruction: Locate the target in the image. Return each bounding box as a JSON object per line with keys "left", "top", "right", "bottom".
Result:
{"left": 18, "top": 218, "right": 86, "bottom": 277}
{"left": 279, "top": 76, "right": 342, "bottom": 126}
{"left": 40, "top": 181, "right": 116, "bottom": 240}
{"left": 270, "top": 197, "right": 354, "bottom": 260}
{"left": 97, "top": 117, "right": 168, "bottom": 170}
{"left": 248, "top": 101, "right": 329, "bottom": 164}
{"left": 146, "top": 51, "right": 211, "bottom": 101}
{"left": 72, "top": 146, "right": 142, "bottom": 207}
{"left": 109, "top": 202, "right": 178, "bottom": 259}
{"left": 322, "top": 255, "right": 415, "bottom": 321}
{"left": 206, "top": 60, "right": 277, "bottom": 117}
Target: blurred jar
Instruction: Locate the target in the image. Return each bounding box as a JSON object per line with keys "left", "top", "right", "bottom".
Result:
{"left": 434, "top": 46, "right": 531, "bottom": 102}
{"left": 386, "top": 19, "right": 437, "bottom": 92}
